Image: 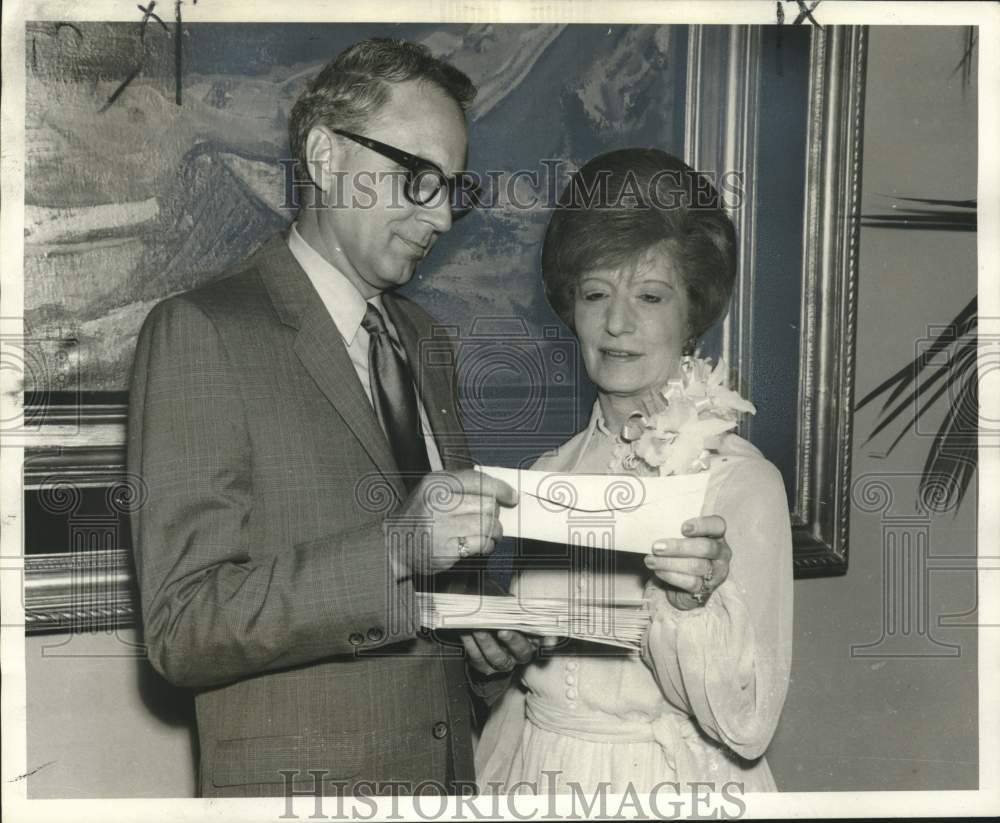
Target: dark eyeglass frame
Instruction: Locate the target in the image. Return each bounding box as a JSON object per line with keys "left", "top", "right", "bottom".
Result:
{"left": 332, "top": 129, "right": 479, "bottom": 219}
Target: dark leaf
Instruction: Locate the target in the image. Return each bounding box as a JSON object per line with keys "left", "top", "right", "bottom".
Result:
{"left": 878, "top": 306, "right": 976, "bottom": 412}
{"left": 881, "top": 195, "right": 977, "bottom": 209}
{"left": 919, "top": 375, "right": 978, "bottom": 512}
{"left": 858, "top": 184, "right": 978, "bottom": 508}
{"left": 856, "top": 297, "right": 976, "bottom": 413}
{"left": 860, "top": 213, "right": 977, "bottom": 231}
{"left": 862, "top": 194, "right": 977, "bottom": 231}
{"left": 874, "top": 339, "right": 977, "bottom": 456}
{"left": 949, "top": 27, "right": 978, "bottom": 85}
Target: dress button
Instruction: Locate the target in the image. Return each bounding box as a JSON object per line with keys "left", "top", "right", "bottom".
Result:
{"left": 348, "top": 632, "right": 364, "bottom": 646}
{"left": 367, "top": 627, "right": 385, "bottom": 642}
{"left": 565, "top": 687, "right": 578, "bottom": 700}
{"left": 432, "top": 721, "right": 449, "bottom": 739}
{"left": 566, "top": 660, "right": 578, "bottom": 672}
{"left": 565, "top": 674, "right": 577, "bottom": 686}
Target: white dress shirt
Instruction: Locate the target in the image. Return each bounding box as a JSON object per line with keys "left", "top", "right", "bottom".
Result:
{"left": 287, "top": 224, "right": 444, "bottom": 472}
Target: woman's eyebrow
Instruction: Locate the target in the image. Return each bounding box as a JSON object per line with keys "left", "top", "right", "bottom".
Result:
{"left": 635, "top": 278, "right": 676, "bottom": 289}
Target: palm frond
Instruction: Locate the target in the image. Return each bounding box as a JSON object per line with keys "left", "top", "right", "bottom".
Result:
{"left": 949, "top": 27, "right": 978, "bottom": 89}
{"left": 887, "top": 196, "right": 977, "bottom": 209}
{"left": 856, "top": 296, "right": 976, "bottom": 414}
{"left": 872, "top": 338, "right": 977, "bottom": 456}
{"left": 857, "top": 294, "right": 978, "bottom": 510}
{"left": 919, "top": 371, "right": 978, "bottom": 511}
{"left": 862, "top": 195, "right": 977, "bottom": 232}
{"left": 855, "top": 44, "right": 979, "bottom": 510}
{"left": 861, "top": 215, "right": 977, "bottom": 231}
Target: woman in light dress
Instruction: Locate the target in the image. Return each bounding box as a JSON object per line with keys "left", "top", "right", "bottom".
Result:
{"left": 475, "top": 148, "right": 793, "bottom": 793}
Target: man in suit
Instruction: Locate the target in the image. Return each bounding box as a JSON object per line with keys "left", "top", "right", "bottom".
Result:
{"left": 127, "top": 38, "right": 536, "bottom": 798}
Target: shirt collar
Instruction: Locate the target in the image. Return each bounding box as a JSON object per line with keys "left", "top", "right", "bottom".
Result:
{"left": 287, "top": 223, "right": 383, "bottom": 346}
{"left": 588, "top": 399, "right": 615, "bottom": 438}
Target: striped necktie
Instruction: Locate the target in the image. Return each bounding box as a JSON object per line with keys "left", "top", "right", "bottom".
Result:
{"left": 361, "top": 304, "right": 432, "bottom": 489}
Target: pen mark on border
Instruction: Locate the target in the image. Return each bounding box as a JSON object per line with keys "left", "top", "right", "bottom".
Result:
{"left": 55, "top": 22, "right": 84, "bottom": 40}
{"left": 31, "top": 23, "right": 84, "bottom": 74}
{"left": 7, "top": 761, "right": 56, "bottom": 782}
{"left": 99, "top": 1, "right": 175, "bottom": 113}
{"left": 793, "top": 1, "right": 823, "bottom": 28}
{"left": 175, "top": 0, "right": 183, "bottom": 104}
{"left": 775, "top": 1, "right": 823, "bottom": 29}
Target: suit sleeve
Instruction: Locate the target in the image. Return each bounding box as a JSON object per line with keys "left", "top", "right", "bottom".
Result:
{"left": 640, "top": 458, "right": 793, "bottom": 760}
{"left": 128, "top": 298, "right": 421, "bottom": 689}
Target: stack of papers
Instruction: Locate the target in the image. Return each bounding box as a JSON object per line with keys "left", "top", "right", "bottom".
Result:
{"left": 416, "top": 592, "right": 651, "bottom": 651}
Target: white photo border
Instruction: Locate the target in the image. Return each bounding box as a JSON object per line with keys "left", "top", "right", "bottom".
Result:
{"left": 2, "top": 1, "right": 998, "bottom": 820}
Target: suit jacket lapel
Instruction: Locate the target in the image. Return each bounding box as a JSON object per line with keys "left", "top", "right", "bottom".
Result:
{"left": 295, "top": 301, "right": 405, "bottom": 484}
{"left": 383, "top": 294, "right": 473, "bottom": 472}
{"left": 256, "top": 235, "right": 406, "bottom": 500}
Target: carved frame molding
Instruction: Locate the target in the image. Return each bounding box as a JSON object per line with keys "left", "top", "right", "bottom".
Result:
{"left": 686, "top": 25, "right": 867, "bottom": 577}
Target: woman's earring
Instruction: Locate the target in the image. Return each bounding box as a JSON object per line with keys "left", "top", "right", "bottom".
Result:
{"left": 682, "top": 336, "right": 698, "bottom": 357}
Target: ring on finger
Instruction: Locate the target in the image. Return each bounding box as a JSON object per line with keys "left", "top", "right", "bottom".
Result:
{"left": 703, "top": 561, "right": 715, "bottom": 584}
{"left": 457, "top": 535, "right": 470, "bottom": 559}
{"left": 691, "top": 575, "right": 712, "bottom": 606}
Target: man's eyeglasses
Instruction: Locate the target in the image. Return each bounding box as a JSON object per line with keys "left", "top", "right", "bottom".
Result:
{"left": 332, "top": 129, "right": 480, "bottom": 219}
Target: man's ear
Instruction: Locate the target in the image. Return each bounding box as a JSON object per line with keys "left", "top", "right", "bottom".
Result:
{"left": 304, "top": 125, "right": 341, "bottom": 194}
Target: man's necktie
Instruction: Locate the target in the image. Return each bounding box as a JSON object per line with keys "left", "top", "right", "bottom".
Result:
{"left": 361, "top": 303, "right": 432, "bottom": 489}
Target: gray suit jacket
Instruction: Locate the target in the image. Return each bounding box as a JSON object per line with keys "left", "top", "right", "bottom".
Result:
{"left": 128, "top": 233, "right": 479, "bottom": 796}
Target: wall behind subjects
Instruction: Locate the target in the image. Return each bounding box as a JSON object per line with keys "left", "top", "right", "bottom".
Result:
{"left": 766, "top": 24, "right": 979, "bottom": 791}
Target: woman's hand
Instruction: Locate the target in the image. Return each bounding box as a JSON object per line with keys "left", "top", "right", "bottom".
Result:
{"left": 644, "top": 515, "right": 732, "bottom": 610}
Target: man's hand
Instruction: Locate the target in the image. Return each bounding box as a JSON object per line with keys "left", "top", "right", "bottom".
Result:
{"left": 461, "top": 630, "right": 559, "bottom": 676}
{"left": 387, "top": 470, "right": 517, "bottom": 579}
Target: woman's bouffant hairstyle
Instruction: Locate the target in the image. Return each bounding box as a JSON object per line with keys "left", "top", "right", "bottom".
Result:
{"left": 288, "top": 38, "right": 477, "bottom": 181}
{"left": 541, "top": 148, "right": 737, "bottom": 342}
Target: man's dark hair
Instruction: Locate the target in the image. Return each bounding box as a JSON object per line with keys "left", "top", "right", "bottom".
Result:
{"left": 288, "top": 38, "right": 477, "bottom": 182}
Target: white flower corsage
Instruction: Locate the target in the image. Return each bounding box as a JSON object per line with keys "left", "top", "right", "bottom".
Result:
{"left": 609, "top": 356, "right": 756, "bottom": 477}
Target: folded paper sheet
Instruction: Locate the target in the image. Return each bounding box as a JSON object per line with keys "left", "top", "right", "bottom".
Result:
{"left": 475, "top": 465, "right": 710, "bottom": 554}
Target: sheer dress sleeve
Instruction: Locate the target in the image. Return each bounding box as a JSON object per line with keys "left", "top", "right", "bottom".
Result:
{"left": 641, "top": 455, "right": 793, "bottom": 760}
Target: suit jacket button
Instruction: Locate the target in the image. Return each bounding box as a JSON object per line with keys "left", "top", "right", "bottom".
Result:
{"left": 418, "top": 626, "right": 432, "bottom": 639}
{"left": 432, "top": 721, "right": 449, "bottom": 739}
{"left": 348, "top": 632, "right": 364, "bottom": 646}
{"left": 367, "top": 627, "right": 385, "bottom": 642}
